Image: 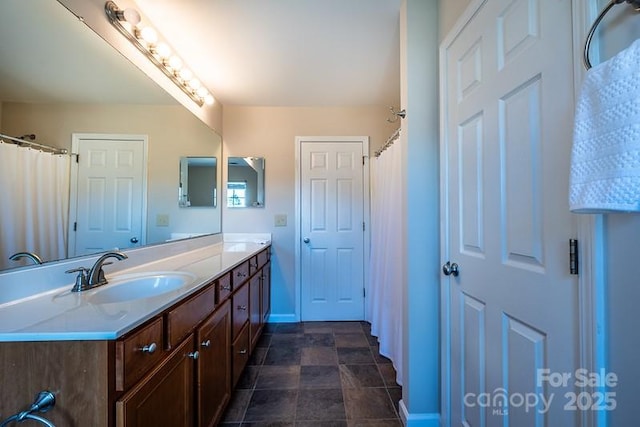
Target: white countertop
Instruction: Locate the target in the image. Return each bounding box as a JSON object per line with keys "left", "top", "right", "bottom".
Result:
{"left": 0, "top": 235, "right": 270, "bottom": 342}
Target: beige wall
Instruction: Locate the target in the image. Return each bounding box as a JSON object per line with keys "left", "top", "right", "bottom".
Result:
{"left": 439, "top": 0, "right": 472, "bottom": 42}
{"left": 1, "top": 102, "right": 222, "bottom": 244}
{"left": 222, "top": 105, "right": 398, "bottom": 317}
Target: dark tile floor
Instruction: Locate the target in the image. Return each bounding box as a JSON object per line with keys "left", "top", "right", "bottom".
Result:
{"left": 221, "top": 321, "right": 402, "bottom": 426}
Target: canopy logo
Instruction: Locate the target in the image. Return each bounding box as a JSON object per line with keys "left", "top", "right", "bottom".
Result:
{"left": 463, "top": 368, "right": 618, "bottom": 416}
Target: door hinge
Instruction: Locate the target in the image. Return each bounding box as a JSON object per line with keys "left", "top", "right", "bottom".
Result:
{"left": 569, "top": 239, "right": 579, "bottom": 275}
{"left": 75, "top": 153, "right": 79, "bottom": 163}
{"left": 363, "top": 222, "right": 365, "bottom": 232}
{"left": 362, "top": 155, "right": 365, "bottom": 165}
{"left": 73, "top": 222, "right": 77, "bottom": 232}
{"left": 363, "top": 288, "right": 366, "bottom": 298}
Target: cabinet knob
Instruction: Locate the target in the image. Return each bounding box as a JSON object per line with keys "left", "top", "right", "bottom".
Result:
{"left": 221, "top": 284, "right": 231, "bottom": 291}
{"left": 238, "top": 349, "right": 247, "bottom": 355}
{"left": 188, "top": 351, "right": 199, "bottom": 360}
{"left": 201, "top": 339, "right": 211, "bottom": 348}
{"left": 236, "top": 271, "right": 247, "bottom": 278}
{"left": 140, "top": 343, "right": 157, "bottom": 354}
{"left": 237, "top": 305, "right": 247, "bottom": 311}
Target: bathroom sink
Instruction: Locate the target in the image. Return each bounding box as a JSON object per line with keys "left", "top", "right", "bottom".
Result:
{"left": 88, "top": 271, "right": 197, "bottom": 304}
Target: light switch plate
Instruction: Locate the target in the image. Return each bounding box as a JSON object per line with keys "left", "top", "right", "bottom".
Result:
{"left": 274, "top": 214, "right": 287, "bottom": 227}
{"left": 156, "top": 214, "right": 170, "bottom": 227}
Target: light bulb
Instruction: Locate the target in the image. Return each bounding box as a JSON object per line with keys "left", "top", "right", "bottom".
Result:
{"left": 188, "top": 78, "right": 201, "bottom": 90}
{"left": 167, "top": 56, "right": 183, "bottom": 71}
{"left": 155, "top": 42, "right": 171, "bottom": 60}
{"left": 179, "top": 68, "right": 193, "bottom": 82}
{"left": 138, "top": 26, "right": 158, "bottom": 46}
{"left": 121, "top": 8, "right": 141, "bottom": 26}
{"left": 196, "top": 87, "right": 208, "bottom": 98}
{"left": 204, "top": 94, "right": 215, "bottom": 105}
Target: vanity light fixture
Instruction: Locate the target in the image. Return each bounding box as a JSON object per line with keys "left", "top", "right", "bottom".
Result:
{"left": 105, "top": 1, "right": 215, "bottom": 107}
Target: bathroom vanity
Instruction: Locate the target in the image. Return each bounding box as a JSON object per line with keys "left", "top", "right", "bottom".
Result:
{"left": 0, "top": 236, "right": 271, "bottom": 427}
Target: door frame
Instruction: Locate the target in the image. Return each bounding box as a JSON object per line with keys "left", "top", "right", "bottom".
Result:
{"left": 294, "top": 136, "right": 370, "bottom": 323}
{"left": 68, "top": 133, "right": 149, "bottom": 256}
{"left": 438, "top": 1, "right": 604, "bottom": 426}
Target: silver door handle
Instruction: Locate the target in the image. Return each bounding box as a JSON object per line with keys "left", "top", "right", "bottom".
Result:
{"left": 442, "top": 261, "right": 459, "bottom": 277}
{"left": 303, "top": 238, "right": 310, "bottom": 243}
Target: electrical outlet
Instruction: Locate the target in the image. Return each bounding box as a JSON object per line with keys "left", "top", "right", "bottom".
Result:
{"left": 274, "top": 214, "right": 287, "bottom": 227}
{"left": 156, "top": 214, "right": 170, "bottom": 227}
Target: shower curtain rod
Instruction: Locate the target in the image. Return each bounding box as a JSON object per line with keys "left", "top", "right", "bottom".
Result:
{"left": 374, "top": 128, "right": 401, "bottom": 157}
{"left": 0, "top": 132, "right": 68, "bottom": 155}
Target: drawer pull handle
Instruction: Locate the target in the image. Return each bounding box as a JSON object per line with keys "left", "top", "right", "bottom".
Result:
{"left": 201, "top": 339, "right": 211, "bottom": 348}
{"left": 140, "top": 343, "right": 157, "bottom": 354}
{"left": 236, "top": 272, "right": 247, "bottom": 278}
{"left": 188, "top": 351, "right": 199, "bottom": 360}
{"left": 221, "top": 284, "right": 231, "bottom": 291}
{"left": 238, "top": 349, "right": 247, "bottom": 355}
{"left": 237, "top": 305, "right": 247, "bottom": 311}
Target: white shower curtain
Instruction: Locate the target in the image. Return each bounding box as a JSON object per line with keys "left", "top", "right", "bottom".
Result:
{"left": 368, "top": 132, "right": 404, "bottom": 385}
{"left": 0, "top": 142, "right": 70, "bottom": 270}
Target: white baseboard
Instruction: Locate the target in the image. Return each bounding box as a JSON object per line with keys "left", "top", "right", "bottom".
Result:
{"left": 399, "top": 399, "right": 441, "bottom": 427}
{"left": 266, "top": 313, "right": 299, "bottom": 323}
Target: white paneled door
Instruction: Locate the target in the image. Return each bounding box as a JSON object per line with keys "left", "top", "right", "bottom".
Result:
{"left": 69, "top": 134, "right": 147, "bottom": 257}
{"left": 299, "top": 138, "right": 367, "bottom": 321}
{"left": 441, "top": 0, "right": 578, "bottom": 426}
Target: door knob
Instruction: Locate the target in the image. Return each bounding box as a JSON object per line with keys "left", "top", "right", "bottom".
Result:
{"left": 303, "top": 237, "right": 310, "bottom": 243}
{"left": 442, "top": 261, "right": 459, "bottom": 277}
{"left": 130, "top": 237, "right": 139, "bottom": 243}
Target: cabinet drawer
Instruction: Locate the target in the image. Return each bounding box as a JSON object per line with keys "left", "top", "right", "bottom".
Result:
{"left": 217, "top": 272, "right": 232, "bottom": 303}
{"left": 232, "top": 283, "right": 249, "bottom": 339}
{"left": 232, "top": 261, "right": 250, "bottom": 287}
{"left": 115, "top": 317, "right": 164, "bottom": 392}
{"left": 116, "top": 336, "right": 195, "bottom": 427}
{"left": 257, "top": 248, "right": 270, "bottom": 269}
{"left": 232, "top": 322, "right": 250, "bottom": 388}
{"left": 166, "top": 285, "right": 216, "bottom": 348}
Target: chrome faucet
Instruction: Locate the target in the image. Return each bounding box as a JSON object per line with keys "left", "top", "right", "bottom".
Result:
{"left": 88, "top": 251, "right": 128, "bottom": 287}
{"left": 9, "top": 251, "right": 43, "bottom": 265}
{"left": 66, "top": 251, "right": 128, "bottom": 292}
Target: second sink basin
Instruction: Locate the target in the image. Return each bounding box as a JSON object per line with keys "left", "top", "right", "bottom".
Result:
{"left": 88, "top": 271, "right": 197, "bottom": 304}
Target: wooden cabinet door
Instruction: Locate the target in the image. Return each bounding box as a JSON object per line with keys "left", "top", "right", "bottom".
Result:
{"left": 196, "top": 299, "right": 231, "bottom": 427}
{"left": 232, "top": 282, "right": 249, "bottom": 339}
{"left": 249, "top": 273, "right": 262, "bottom": 350}
{"left": 261, "top": 262, "right": 271, "bottom": 323}
{"left": 116, "top": 336, "right": 195, "bottom": 427}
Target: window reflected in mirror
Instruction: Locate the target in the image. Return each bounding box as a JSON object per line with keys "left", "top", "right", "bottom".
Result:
{"left": 227, "top": 157, "right": 265, "bottom": 208}
{"left": 179, "top": 157, "right": 218, "bottom": 208}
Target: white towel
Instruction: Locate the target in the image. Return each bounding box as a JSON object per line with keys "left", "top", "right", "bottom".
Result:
{"left": 570, "top": 38, "right": 640, "bottom": 213}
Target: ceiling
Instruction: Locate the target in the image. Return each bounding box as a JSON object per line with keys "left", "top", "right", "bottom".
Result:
{"left": 134, "top": 0, "right": 402, "bottom": 107}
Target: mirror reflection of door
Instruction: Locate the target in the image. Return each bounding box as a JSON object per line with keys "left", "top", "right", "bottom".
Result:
{"left": 227, "top": 157, "right": 265, "bottom": 208}
{"left": 69, "top": 134, "right": 147, "bottom": 257}
{"left": 179, "top": 157, "right": 217, "bottom": 208}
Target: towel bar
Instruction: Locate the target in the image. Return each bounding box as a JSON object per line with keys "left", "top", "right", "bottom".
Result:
{"left": 584, "top": 0, "right": 640, "bottom": 69}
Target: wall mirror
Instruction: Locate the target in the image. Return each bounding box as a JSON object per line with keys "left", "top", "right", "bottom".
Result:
{"left": 179, "top": 157, "right": 218, "bottom": 208}
{"left": 0, "top": 0, "right": 222, "bottom": 271}
{"left": 227, "top": 157, "right": 265, "bottom": 208}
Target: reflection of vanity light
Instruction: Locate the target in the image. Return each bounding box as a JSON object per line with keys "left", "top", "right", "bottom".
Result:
{"left": 105, "top": 1, "right": 215, "bottom": 107}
